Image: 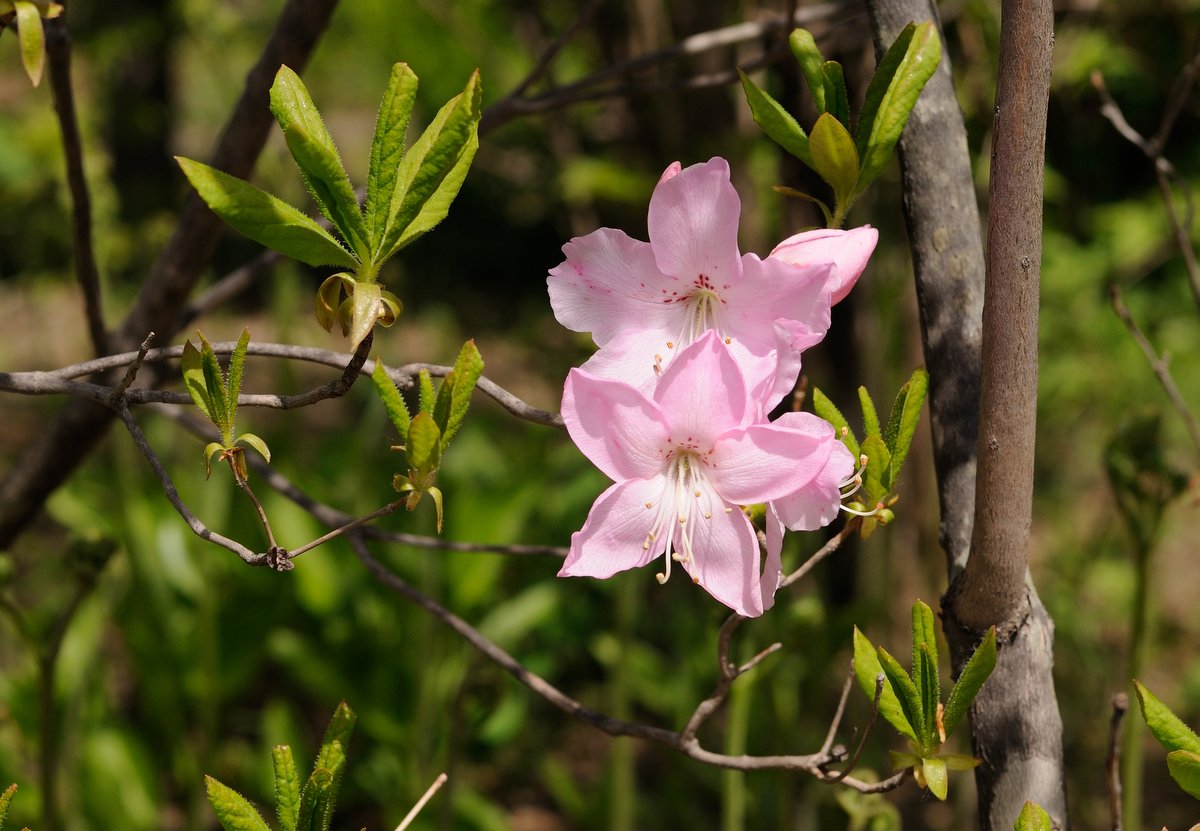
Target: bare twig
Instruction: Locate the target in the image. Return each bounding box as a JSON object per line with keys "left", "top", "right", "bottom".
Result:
{"left": 1110, "top": 285, "right": 1200, "bottom": 455}
{"left": 820, "top": 673, "right": 883, "bottom": 784}
{"left": 394, "top": 772, "right": 448, "bottom": 831}
{"left": 1108, "top": 693, "right": 1128, "bottom": 831}
{"left": 285, "top": 499, "right": 406, "bottom": 559}
{"left": 45, "top": 10, "right": 107, "bottom": 356}
{"left": 109, "top": 333, "right": 155, "bottom": 403}
{"left": 174, "top": 250, "right": 283, "bottom": 331}
{"left": 779, "top": 521, "right": 856, "bottom": 589}
{"left": 818, "top": 659, "right": 858, "bottom": 758}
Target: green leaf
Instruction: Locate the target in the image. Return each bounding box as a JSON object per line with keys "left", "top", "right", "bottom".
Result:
{"left": 345, "top": 281, "right": 382, "bottom": 349}
{"left": 943, "top": 627, "right": 996, "bottom": 738}
{"left": 14, "top": 1, "right": 44, "bottom": 86}
{"left": 738, "top": 70, "right": 813, "bottom": 168}
{"left": 205, "top": 776, "right": 272, "bottom": 831}
{"left": 225, "top": 328, "right": 251, "bottom": 434}
{"left": 1166, "top": 749, "right": 1200, "bottom": 800}
{"left": 371, "top": 360, "right": 411, "bottom": 436}
{"left": 911, "top": 600, "right": 940, "bottom": 746}
{"left": 809, "top": 113, "right": 860, "bottom": 214}
{"left": 883, "top": 368, "right": 928, "bottom": 488}
{"left": 418, "top": 370, "right": 436, "bottom": 415}
{"left": 877, "top": 646, "right": 925, "bottom": 742}
{"left": 365, "top": 62, "right": 420, "bottom": 246}
{"left": 921, "top": 756, "right": 948, "bottom": 800}
{"left": 297, "top": 703, "right": 355, "bottom": 831}
{"left": 855, "top": 21, "right": 941, "bottom": 191}
{"left": 379, "top": 71, "right": 482, "bottom": 260}
{"left": 177, "top": 157, "right": 358, "bottom": 268}
{"left": 0, "top": 782, "right": 17, "bottom": 828}
{"left": 273, "top": 745, "right": 301, "bottom": 831}
{"left": 1013, "top": 801, "right": 1053, "bottom": 831}
{"left": 198, "top": 334, "right": 231, "bottom": 441}
{"left": 203, "top": 442, "right": 225, "bottom": 479}
{"left": 432, "top": 370, "right": 454, "bottom": 437}
{"left": 787, "top": 29, "right": 827, "bottom": 114}
{"left": 442, "top": 340, "right": 484, "bottom": 448}
{"left": 821, "top": 61, "right": 850, "bottom": 128}
{"left": 428, "top": 485, "right": 445, "bottom": 533}
{"left": 853, "top": 627, "right": 916, "bottom": 741}
{"left": 315, "top": 273, "right": 354, "bottom": 333}
{"left": 859, "top": 386, "right": 881, "bottom": 439}
{"left": 182, "top": 340, "right": 213, "bottom": 421}
{"left": 407, "top": 411, "right": 443, "bottom": 477}
{"left": 235, "top": 433, "right": 271, "bottom": 464}
{"left": 859, "top": 435, "right": 892, "bottom": 507}
{"left": 1135, "top": 680, "right": 1200, "bottom": 754}
{"left": 269, "top": 66, "right": 370, "bottom": 260}
{"left": 812, "top": 388, "right": 859, "bottom": 458}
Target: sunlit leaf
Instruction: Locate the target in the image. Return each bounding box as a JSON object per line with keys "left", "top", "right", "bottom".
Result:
{"left": 236, "top": 433, "right": 271, "bottom": 465}
{"left": 205, "top": 776, "right": 271, "bottom": 831}
{"left": 365, "top": 62, "right": 420, "bottom": 247}
{"left": 315, "top": 273, "right": 354, "bottom": 333}
{"left": 203, "top": 442, "right": 224, "bottom": 480}
{"left": 442, "top": 340, "right": 484, "bottom": 448}
{"left": 0, "top": 782, "right": 17, "bottom": 828}
{"left": 407, "top": 412, "right": 442, "bottom": 477}
{"left": 808, "top": 113, "right": 860, "bottom": 212}
{"left": 418, "top": 369, "right": 436, "bottom": 416}
{"left": 884, "top": 368, "right": 928, "bottom": 488}
{"left": 345, "top": 281, "right": 382, "bottom": 350}
{"left": 859, "top": 386, "right": 881, "bottom": 439}
{"left": 853, "top": 627, "right": 916, "bottom": 741}
{"left": 372, "top": 360, "right": 411, "bottom": 436}
{"left": 225, "top": 328, "right": 251, "bottom": 436}
{"left": 821, "top": 60, "right": 850, "bottom": 127}
{"left": 944, "top": 627, "right": 996, "bottom": 738}
{"left": 859, "top": 435, "right": 891, "bottom": 508}
{"left": 273, "top": 745, "right": 301, "bottom": 831}
{"left": 14, "top": 1, "right": 44, "bottom": 86}
{"left": 812, "top": 387, "right": 859, "bottom": 458}
{"left": 787, "top": 29, "right": 827, "bottom": 114}
{"left": 738, "top": 70, "right": 813, "bottom": 168}
{"left": 1013, "top": 801, "right": 1053, "bottom": 831}
{"left": 911, "top": 600, "right": 940, "bottom": 747}
{"left": 921, "top": 756, "right": 948, "bottom": 800}
{"left": 182, "top": 340, "right": 213, "bottom": 421}
{"left": 1167, "top": 750, "right": 1200, "bottom": 800}
{"left": 1135, "top": 681, "right": 1200, "bottom": 754}
{"left": 198, "top": 334, "right": 231, "bottom": 440}
{"left": 877, "top": 646, "right": 925, "bottom": 742}
{"left": 177, "top": 157, "right": 358, "bottom": 268}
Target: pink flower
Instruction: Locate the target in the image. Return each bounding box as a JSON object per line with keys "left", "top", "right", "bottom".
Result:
{"left": 548, "top": 158, "right": 834, "bottom": 407}
{"left": 559, "top": 332, "right": 840, "bottom": 617}
{"left": 768, "top": 412, "right": 857, "bottom": 531}
{"left": 768, "top": 226, "right": 879, "bottom": 305}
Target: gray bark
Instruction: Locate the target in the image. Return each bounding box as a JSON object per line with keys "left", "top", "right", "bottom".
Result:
{"left": 864, "top": 0, "right": 1067, "bottom": 827}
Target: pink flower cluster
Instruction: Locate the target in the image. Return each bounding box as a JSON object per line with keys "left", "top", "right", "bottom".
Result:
{"left": 547, "top": 158, "right": 876, "bottom": 616}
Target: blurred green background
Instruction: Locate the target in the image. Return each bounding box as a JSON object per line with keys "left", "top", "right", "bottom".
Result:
{"left": 1, "top": 0, "right": 1199, "bottom": 828}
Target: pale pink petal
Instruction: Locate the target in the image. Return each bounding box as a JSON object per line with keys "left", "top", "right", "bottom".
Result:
{"left": 559, "top": 478, "right": 669, "bottom": 578}
{"left": 769, "top": 413, "right": 856, "bottom": 531}
{"left": 746, "top": 320, "right": 808, "bottom": 418}
{"left": 769, "top": 225, "right": 878, "bottom": 304}
{"left": 657, "top": 161, "right": 683, "bottom": 185}
{"left": 548, "top": 228, "right": 679, "bottom": 346}
{"left": 647, "top": 158, "right": 742, "bottom": 288}
{"left": 721, "top": 254, "right": 833, "bottom": 357}
{"left": 652, "top": 331, "right": 749, "bottom": 442}
{"left": 706, "top": 421, "right": 832, "bottom": 504}
{"left": 562, "top": 369, "right": 669, "bottom": 482}
{"left": 762, "top": 509, "right": 785, "bottom": 612}
{"left": 674, "top": 486, "right": 767, "bottom": 616}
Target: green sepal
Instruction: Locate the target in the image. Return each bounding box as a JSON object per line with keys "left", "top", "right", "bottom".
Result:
{"left": 1166, "top": 749, "right": 1200, "bottom": 800}
{"left": 859, "top": 385, "right": 881, "bottom": 439}
{"left": 441, "top": 340, "right": 484, "bottom": 448}
{"left": 176, "top": 157, "right": 358, "bottom": 268}
{"left": 406, "top": 411, "right": 442, "bottom": 477}
{"left": 854, "top": 21, "right": 941, "bottom": 191}
{"left": 821, "top": 60, "right": 850, "bottom": 128}
{"left": 911, "top": 600, "right": 940, "bottom": 746}
{"left": 921, "top": 756, "right": 948, "bottom": 800}
{"left": 876, "top": 646, "right": 925, "bottom": 742}
{"left": 812, "top": 387, "right": 859, "bottom": 458}
{"left": 315, "top": 273, "right": 355, "bottom": 333}
{"left": 1134, "top": 680, "right": 1200, "bottom": 754}
{"left": 737, "top": 69, "right": 813, "bottom": 168}
{"left": 0, "top": 782, "right": 17, "bottom": 828}
{"left": 273, "top": 744, "right": 301, "bottom": 831}
{"left": 236, "top": 433, "right": 271, "bottom": 465}
{"left": 379, "top": 71, "right": 482, "bottom": 260}
{"left": 808, "top": 113, "right": 860, "bottom": 221}
{"left": 787, "top": 29, "right": 826, "bottom": 114}
{"left": 371, "top": 360, "right": 411, "bottom": 436}
{"left": 14, "top": 0, "right": 44, "bottom": 86}
{"left": 853, "top": 627, "right": 916, "bottom": 741}
{"left": 205, "top": 775, "right": 272, "bottom": 831}
{"left": 365, "top": 62, "right": 420, "bottom": 246}
{"left": 943, "top": 626, "right": 996, "bottom": 739}
{"left": 182, "top": 340, "right": 214, "bottom": 422}
{"left": 344, "top": 281, "right": 382, "bottom": 350}
{"left": 269, "top": 66, "right": 370, "bottom": 261}
{"left": 417, "top": 370, "right": 436, "bottom": 415}
{"left": 1013, "top": 801, "right": 1053, "bottom": 831}
{"left": 203, "top": 442, "right": 224, "bottom": 480}
{"left": 883, "top": 367, "right": 928, "bottom": 488}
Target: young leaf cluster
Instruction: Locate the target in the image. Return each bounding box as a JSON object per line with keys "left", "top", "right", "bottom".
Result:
{"left": 181, "top": 329, "right": 271, "bottom": 480}
{"left": 813, "top": 367, "right": 927, "bottom": 539}
{"left": 0, "top": 783, "right": 19, "bottom": 831}
{"left": 177, "top": 63, "right": 483, "bottom": 348}
{"left": 1, "top": 0, "right": 61, "bottom": 87}
{"left": 371, "top": 341, "right": 484, "bottom": 532}
{"left": 1135, "top": 681, "right": 1200, "bottom": 801}
{"left": 739, "top": 22, "right": 940, "bottom": 228}
{"left": 853, "top": 599, "right": 996, "bottom": 800}
{"left": 206, "top": 702, "right": 356, "bottom": 831}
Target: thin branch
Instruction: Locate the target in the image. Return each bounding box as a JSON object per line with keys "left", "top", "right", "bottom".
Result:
{"left": 1110, "top": 285, "right": 1200, "bottom": 455}
{"left": 45, "top": 10, "right": 107, "bottom": 356}
{"left": 286, "top": 499, "right": 405, "bottom": 559}
{"left": 174, "top": 249, "right": 283, "bottom": 332}
{"left": 1108, "top": 693, "right": 1128, "bottom": 831}
{"left": 818, "top": 660, "right": 857, "bottom": 758}
{"left": 779, "top": 521, "right": 856, "bottom": 589}
{"left": 820, "top": 674, "right": 883, "bottom": 784}
{"left": 394, "top": 772, "right": 448, "bottom": 831}
{"left": 508, "top": 0, "right": 603, "bottom": 99}
{"left": 109, "top": 333, "right": 155, "bottom": 403}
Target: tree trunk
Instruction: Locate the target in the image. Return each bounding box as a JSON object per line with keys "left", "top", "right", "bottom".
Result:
{"left": 863, "top": 0, "right": 1067, "bottom": 827}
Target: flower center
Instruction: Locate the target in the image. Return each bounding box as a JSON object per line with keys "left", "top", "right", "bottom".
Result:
{"left": 641, "top": 450, "right": 720, "bottom": 585}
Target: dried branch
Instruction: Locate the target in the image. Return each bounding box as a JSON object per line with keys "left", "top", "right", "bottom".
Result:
{"left": 394, "top": 772, "right": 448, "bottom": 831}
{"left": 1108, "top": 693, "right": 1128, "bottom": 831}
{"left": 1110, "top": 285, "right": 1200, "bottom": 455}
{"left": 45, "top": 10, "right": 107, "bottom": 356}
